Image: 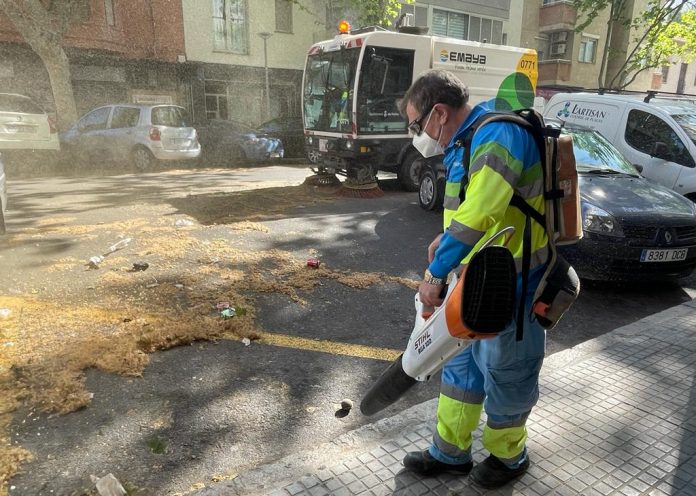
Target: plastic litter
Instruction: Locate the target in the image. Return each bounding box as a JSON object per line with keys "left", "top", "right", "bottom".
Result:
{"left": 87, "top": 255, "right": 104, "bottom": 269}
{"left": 0, "top": 308, "right": 11, "bottom": 319}
{"left": 91, "top": 473, "right": 127, "bottom": 496}
{"left": 307, "top": 257, "right": 321, "bottom": 268}
{"left": 242, "top": 338, "right": 251, "bottom": 346}
{"left": 175, "top": 219, "right": 194, "bottom": 227}
{"left": 174, "top": 284, "right": 184, "bottom": 289}
{"left": 216, "top": 302, "right": 231, "bottom": 310}
{"left": 106, "top": 238, "right": 132, "bottom": 254}
{"left": 220, "top": 308, "right": 236, "bottom": 319}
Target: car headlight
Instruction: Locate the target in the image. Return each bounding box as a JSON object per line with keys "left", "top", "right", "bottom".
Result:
{"left": 582, "top": 201, "right": 624, "bottom": 237}
{"left": 345, "top": 140, "right": 353, "bottom": 150}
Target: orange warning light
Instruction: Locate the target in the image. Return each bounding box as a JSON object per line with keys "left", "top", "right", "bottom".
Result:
{"left": 338, "top": 20, "right": 351, "bottom": 34}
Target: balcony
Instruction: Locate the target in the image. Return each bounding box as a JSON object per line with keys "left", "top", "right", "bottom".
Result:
{"left": 539, "top": 1, "right": 577, "bottom": 31}
{"left": 539, "top": 59, "right": 573, "bottom": 84}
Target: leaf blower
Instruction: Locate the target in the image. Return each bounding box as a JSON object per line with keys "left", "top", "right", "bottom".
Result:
{"left": 360, "top": 227, "right": 518, "bottom": 416}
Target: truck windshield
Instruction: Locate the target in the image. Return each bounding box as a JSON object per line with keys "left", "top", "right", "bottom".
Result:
{"left": 303, "top": 48, "right": 359, "bottom": 133}
{"left": 357, "top": 47, "right": 414, "bottom": 134}
{"left": 673, "top": 113, "right": 696, "bottom": 146}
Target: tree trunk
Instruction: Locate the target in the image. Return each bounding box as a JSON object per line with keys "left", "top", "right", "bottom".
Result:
{"left": 33, "top": 44, "right": 77, "bottom": 131}
{"left": 0, "top": 0, "right": 79, "bottom": 131}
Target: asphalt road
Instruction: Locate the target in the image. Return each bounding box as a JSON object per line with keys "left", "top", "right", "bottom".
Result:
{"left": 1, "top": 162, "right": 695, "bottom": 495}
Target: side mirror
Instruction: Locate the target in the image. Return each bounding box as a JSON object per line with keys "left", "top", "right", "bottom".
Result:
{"left": 633, "top": 163, "right": 644, "bottom": 174}
{"left": 650, "top": 141, "right": 671, "bottom": 160}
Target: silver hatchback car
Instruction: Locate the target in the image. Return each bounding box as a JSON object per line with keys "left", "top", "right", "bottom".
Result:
{"left": 61, "top": 104, "right": 201, "bottom": 170}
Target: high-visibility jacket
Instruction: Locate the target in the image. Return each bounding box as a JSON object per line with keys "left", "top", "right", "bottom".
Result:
{"left": 427, "top": 103, "right": 549, "bottom": 295}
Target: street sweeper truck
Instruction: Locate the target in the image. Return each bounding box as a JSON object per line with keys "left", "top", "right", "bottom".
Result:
{"left": 301, "top": 22, "right": 538, "bottom": 192}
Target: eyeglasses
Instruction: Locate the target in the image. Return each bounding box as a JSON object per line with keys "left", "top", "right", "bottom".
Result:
{"left": 407, "top": 107, "right": 433, "bottom": 136}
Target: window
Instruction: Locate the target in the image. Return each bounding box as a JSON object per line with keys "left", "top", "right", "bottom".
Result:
{"left": 625, "top": 109, "right": 694, "bottom": 167}
{"left": 578, "top": 37, "right": 597, "bottom": 63}
{"left": 151, "top": 106, "right": 190, "bottom": 127}
{"left": 432, "top": 10, "right": 503, "bottom": 44}
{"left": 212, "top": 0, "right": 248, "bottom": 54}
{"left": 275, "top": 0, "right": 292, "bottom": 33}
{"left": 110, "top": 107, "right": 140, "bottom": 129}
{"left": 105, "top": 0, "right": 115, "bottom": 26}
{"left": 433, "top": 10, "right": 469, "bottom": 40}
{"left": 205, "top": 81, "right": 228, "bottom": 120}
{"left": 662, "top": 66, "right": 670, "bottom": 83}
{"left": 542, "top": 0, "right": 564, "bottom": 4}
{"left": 78, "top": 107, "right": 111, "bottom": 133}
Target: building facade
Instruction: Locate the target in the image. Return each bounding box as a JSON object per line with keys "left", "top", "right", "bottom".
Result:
{"left": 182, "top": 0, "right": 328, "bottom": 127}
{"left": 0, "top": 0, "right": 188, "bottom": 119}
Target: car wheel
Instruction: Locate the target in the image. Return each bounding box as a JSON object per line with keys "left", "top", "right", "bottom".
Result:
{"left": 398, "top": 149, "right": 424, "bottom": 192}
{"left": 132, "top": 147, "right": 154, "bottom": 171}
{"left": 419, "top": 165, "right": 444, "bottom": 211}
{"left": 306, "top": 149, "right": 320, "bottom": 164}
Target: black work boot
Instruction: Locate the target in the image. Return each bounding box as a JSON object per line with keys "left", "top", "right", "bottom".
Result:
{"left": 402, "top": 449, "right": 473, "bottom": 476}
{"left": 469, "top": 454, "right": 530, "bottom": 488}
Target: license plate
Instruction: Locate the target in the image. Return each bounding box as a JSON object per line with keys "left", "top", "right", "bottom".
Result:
{"left": 318, "top": 139, "right": 328, "bottom": 152}
{"left": 640, "top": 248, "right": 689, "bottom": 262}
{"left": 6, "top": 124, "right": 35, "bottom": 134}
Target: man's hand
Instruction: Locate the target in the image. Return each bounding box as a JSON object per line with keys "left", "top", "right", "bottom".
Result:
{"left": 419, "top": 280, "right": 445, "bottom": 308}
{"left": 428, "top": 233, "right": 443, "bottom": 263}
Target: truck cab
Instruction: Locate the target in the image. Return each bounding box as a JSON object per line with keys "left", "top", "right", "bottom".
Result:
{"left": 302, "top": 26, "right": 538, "bottom": 193}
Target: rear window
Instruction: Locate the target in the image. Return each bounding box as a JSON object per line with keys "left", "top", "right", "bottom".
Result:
{"left": 151, "top": 106, "right": 190, "bottom": 127}
{"left": 0, "top": 94, "right": 44, "bottom": 114}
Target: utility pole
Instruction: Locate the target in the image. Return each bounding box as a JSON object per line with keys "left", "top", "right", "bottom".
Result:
{"left": 258, "top": 32, "right": 273, "bottom": 121}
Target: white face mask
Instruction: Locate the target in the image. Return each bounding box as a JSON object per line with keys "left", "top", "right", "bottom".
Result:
{"left": 412, "top": 109, "right": 444, "bottom": 158}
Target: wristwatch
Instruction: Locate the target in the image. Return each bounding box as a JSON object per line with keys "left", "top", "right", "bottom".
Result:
{"left": 424, "top": 269, "right": 446, "bottom": 285}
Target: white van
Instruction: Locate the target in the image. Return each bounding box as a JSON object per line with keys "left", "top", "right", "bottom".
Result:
{"left": 543, "top": 93, "right": 696, "bottom": 201}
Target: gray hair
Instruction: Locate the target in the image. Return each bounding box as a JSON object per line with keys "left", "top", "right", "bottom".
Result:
{"left": 398, "top": 69, "right": 469, "bottom": 117}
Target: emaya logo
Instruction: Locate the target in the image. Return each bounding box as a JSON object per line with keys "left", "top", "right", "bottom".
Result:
{"left": 440, "top": 49, "right": 448, "bottom": 62}
{"left": 557, "top": 102, "right": 571, "bottom": 118}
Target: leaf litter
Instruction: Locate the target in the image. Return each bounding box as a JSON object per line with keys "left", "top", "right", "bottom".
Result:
{"left": 0, "top": 183, "right": 417, "bottom": 493}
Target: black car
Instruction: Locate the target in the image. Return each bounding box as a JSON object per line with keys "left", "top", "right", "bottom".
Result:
{"left": 256, "top": 116, "right": 304, "bottom": 159}
{"left": 197, "top": 119, "right": 284, "bottom": 166}
{"left": 418, "top": 125, "right": 696, "bottom": 281}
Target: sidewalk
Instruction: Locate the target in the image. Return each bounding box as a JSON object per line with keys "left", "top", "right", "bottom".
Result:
{"left": 198, "top": 300, "right": 696, "bottom": 496}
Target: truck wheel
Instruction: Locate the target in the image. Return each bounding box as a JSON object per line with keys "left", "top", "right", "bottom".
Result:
{"left": 398, "top": 150, "right": 424, "bottom": 192}
{"left": 418, "top": 166, "right": 444, "bottom": 211}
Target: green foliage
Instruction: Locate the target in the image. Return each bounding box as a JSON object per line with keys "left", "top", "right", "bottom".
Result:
{"left": 349, "top": 0, "right": 413, "bottom": 27}
{"left": 572, "top": 0, "right": 696, "bottom": 88}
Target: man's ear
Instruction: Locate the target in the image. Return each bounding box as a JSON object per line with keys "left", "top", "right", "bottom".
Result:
{"left": 433, "top": 104, "right": 448, "bottom": 125}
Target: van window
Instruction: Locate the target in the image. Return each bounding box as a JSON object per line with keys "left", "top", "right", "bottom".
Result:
{"left": 672, "top": 113, "right": 696, "bottom": 147}
{"left": 625, "top": 109, "right": 695, "bottom": 168}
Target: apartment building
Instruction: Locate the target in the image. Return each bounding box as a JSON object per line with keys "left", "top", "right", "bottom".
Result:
{"left": 0, "top": 0, "right": 188, "bottom": 117}
{"left": 519, "top": 0, "right": 656, "bottom": 95}
{"left": 398, "top": 0, "right": 519, "bottom": 46}
{"left": 182, "top": 0, "right": 327, "bottom": 127}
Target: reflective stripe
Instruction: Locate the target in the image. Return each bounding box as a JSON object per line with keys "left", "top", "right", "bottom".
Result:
{"left": 514, "top": 246, "right": 548, "bottom": 273}
{"left": 448, "top": 219, "right": 486, "bottom": 246}
{"left": 516, "top": 180, "right": 544, "bottom": 200}
{"left": 470, "top": 141, "right": 524, "bottom": 176}
{"left": 486, "top": 413, "right": 529, "bottom": 430}
{"left": 441, "top": 383, "right": 485, "bottom": 404}
{"left": 482, "top": 424, "right": 528, "bottom": 462}
{"left": 434, "top": 394, "right": 483, "bottom": 456}
{"left": 470, "top": 153, "right": 519, "bottom": 187}
{"left": 443, "top": 195, "right": 461, "bottom": 211}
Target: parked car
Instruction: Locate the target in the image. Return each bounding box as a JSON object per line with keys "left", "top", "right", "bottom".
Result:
{"left": 0, "top": 93, "right": 60, "bottom": 151}
{"left": 197, "top": 119, "right": 284, "bottom": 166}
{"left": 0, "top": 152, "right": 6, "bottom": 234}
{"left": 418, "top": 123, "right": 696, "bottom": 281}
{"left": 60, "top": 104, "right": 200, "bottom": 170}
{"left": 256, "top": 116, "right": 304, "bottom": 159}
{"left": 543, "top": 92, "right": 696, "bottom": 201}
